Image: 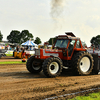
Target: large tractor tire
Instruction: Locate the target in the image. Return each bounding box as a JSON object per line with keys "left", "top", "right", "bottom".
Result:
{"left": 71, "top": 51, "right": 94, "bottom": 75}
{"left": 42, "top": 57, "right": 63, "bottom": 78}
{"left": 26, "top": 56, "right": 42, "bottom": 73}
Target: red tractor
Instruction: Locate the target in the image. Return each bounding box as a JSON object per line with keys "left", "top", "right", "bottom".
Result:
{"left": 26, "top": 32, "right": 100, "bottom": 77}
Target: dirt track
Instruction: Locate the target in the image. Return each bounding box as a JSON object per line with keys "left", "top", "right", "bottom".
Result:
{"left": 0, "top": 57, "right": 100, "bottom": 100}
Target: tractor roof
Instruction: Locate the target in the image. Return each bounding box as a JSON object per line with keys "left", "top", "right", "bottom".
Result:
{"left": 57, "top": 32, "right": 80, "bottom": 40}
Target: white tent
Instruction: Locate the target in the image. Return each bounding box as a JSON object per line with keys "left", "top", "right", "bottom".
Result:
{"left": 21, "top": 40, "right": 35, "bottom": 46}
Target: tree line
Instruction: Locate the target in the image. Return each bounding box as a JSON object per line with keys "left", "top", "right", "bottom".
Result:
{"left": 0, "top": 30, "right": 42, "bottom": 45}
{"left": 90, "top": 35, "right": 100, "bottom": 48}
{"left": 1, "top": 30, "right": 100, "bottom": 47}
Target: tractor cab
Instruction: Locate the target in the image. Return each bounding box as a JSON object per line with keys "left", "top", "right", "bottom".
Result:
{"left": 53, "top": 32, "right": 86, "bottom": 60}
{"left": 34, "top": 32, "right": 86, "bottom": 61}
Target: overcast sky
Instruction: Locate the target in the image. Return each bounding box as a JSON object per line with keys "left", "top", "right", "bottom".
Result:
{"left": 0, "top": 0, "right": 100, "bottom": 46}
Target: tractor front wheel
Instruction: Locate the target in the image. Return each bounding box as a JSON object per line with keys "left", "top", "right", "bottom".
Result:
{"left": 42, "top": 57, "right": 63, "bottom": 78}
{"left": 26, "top": 56, "right": 42, "bottom": 73}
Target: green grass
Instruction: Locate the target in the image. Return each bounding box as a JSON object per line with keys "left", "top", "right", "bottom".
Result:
{"left": 5, "top": 54, "right": 13, "bottom": 56}
{"left": 0, "top": 54, "right": 26, "bottom": 64}
{"left": 68, "top": 92, "right": 100, "bottom": 100}
{"left": 0, "top": 61, "right": 26, "bottom": 64}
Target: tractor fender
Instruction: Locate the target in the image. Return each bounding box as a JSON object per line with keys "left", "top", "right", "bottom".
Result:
{"left": 42, "top": 56, "right": 63, "bottom": 68}
{"left": 50, "top": 55, "right": 63, "bottom": 63}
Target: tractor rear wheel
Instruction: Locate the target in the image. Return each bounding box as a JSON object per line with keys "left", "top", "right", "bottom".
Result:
{"left": 26, "top": 56, "right": 42, "bottom": 73}
{"left": 71, "top": 51, "right": 94, "bottom": 75}
{"left": 42, "top": 57, "right": 63, "bottom": 78}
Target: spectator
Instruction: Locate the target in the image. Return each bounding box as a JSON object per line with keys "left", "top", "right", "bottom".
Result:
{"left": 26, "top": 46, "right": 28, "bottom": 50}
{"left": 8, "top": 45, "right": 10, "bottom": 50}
{"left": 16, "top": 46, "right": 19, "bottom": 51}
{"left": 10, "top": 47, "right": 12, "bottom": 50}
{"left": 14, "top": 46, "right": 16, "bottom": 50}
{"left": 22, "top": 48, "right": 25, "bottom": 58}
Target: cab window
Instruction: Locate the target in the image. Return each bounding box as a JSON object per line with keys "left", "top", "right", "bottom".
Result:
{"left": 68, "top": 40, "right": 75, "bottom": 56}
{"left": 76, "top": 40, "right": 81, "bottom": 48}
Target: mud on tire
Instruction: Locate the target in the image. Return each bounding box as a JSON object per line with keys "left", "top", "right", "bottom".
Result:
{"left": 26, "top": 56, "right": 42, "bottom": 73}
{"left": 71, "top": 51, "right": 94, "bottom": 75}
{"left": 42, "top": 57, "right": 63, "bottom": 78}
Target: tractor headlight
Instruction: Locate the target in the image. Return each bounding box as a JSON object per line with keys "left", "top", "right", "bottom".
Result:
{"left": 35, "top": 49, "right": 40, "bottom": 56}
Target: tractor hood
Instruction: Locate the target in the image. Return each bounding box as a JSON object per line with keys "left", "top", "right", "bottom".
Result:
{"left": 35, "top": 49, "right": 63, "bottom": 59}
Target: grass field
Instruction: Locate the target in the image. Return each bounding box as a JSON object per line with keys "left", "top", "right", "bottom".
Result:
{"left": 68, "top": 92, "right": 100, "bottom": 100}
{"left": 1, "top": 54, "right": 26, "bottom": 64}
{"left": 5, "top": 54, "right": 13, "bottom": 56}
{"left": 0, "top": 61, "right": 26, "bottom": 64}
